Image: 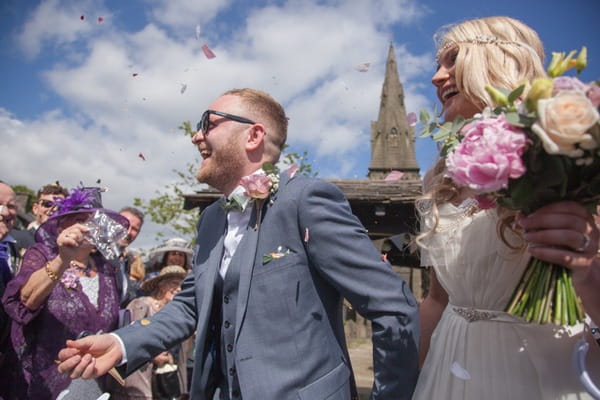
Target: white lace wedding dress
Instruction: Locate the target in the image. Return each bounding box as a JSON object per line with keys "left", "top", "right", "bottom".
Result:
{"left": 413, "top": 201, "right": 600, "bottom": 399}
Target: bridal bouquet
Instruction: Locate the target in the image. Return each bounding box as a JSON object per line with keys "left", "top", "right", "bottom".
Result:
{"left": 419, "top": 47, "right": 600, "bottom": 325}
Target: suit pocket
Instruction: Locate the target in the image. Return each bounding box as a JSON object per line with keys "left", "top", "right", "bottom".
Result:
{"left": 298, "top": 361, "right": 351, "bottom": 400}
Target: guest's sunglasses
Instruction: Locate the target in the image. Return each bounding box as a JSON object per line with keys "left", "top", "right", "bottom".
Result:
{"left": 39, "top": 200, "right": 55, "bottom": 208}
{"left": 196, "top": 110, "right": 256, "bottom": 134}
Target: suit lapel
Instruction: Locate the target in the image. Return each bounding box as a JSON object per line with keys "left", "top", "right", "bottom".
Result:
{"left": 233, "top": 201, "right": 265, "bottom": 342}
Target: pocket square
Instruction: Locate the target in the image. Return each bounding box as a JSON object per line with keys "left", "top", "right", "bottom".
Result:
{"left": 262, "top": 246, "right": 291, "bottom": 265}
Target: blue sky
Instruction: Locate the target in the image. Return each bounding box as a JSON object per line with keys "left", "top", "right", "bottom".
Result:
{"left": 1, "top": 0, "right": 599, "bottom": 248}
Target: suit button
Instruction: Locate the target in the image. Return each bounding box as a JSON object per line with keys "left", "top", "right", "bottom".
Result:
{"left": 227, "top": 344, "right": 233, "bottom": 352}
{"left": 229, "top": 367, "right": 236, "bottom": 376}
{"left": 224, "top": 295, "right": 230, "bottom": 304}
{"left": 224, "top": 321, "right": 231, "bottom": 328}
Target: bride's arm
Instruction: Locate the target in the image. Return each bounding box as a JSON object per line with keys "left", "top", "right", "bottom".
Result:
{"left": 418, "top": 268, "right": 448, "bottom": 368}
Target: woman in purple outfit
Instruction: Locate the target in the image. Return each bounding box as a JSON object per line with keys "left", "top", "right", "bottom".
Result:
{"left": 1, "top": 187, "right": 128, "bottom": 399}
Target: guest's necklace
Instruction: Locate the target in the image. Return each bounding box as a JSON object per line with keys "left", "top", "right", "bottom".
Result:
{"left": 69, "top": 259, "right": 93, "bottom": 277}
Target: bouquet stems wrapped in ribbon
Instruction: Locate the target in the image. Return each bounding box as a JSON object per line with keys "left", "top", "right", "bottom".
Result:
{"left": 419, "top": 47, "right": 600, "bottom": 325}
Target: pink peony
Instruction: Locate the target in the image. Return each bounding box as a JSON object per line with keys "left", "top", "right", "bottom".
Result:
{"left": 446, "top": 114, "right": 528, "bottom": 192}
{"left": 240, "top": 174, "right": 272, "bottom": 199}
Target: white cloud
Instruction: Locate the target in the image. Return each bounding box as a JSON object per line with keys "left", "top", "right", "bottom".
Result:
{"left": 16, "top": 0, "right": 107, "bottom": 59}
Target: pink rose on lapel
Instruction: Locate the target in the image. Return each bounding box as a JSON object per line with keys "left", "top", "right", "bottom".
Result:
{"left": 240, "top": 174, "right": 272, "bottom": 199}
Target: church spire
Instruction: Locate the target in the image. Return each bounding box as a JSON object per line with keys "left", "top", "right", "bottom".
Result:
{"left": 368, "top": 43, "right": 420, "bottom": 180}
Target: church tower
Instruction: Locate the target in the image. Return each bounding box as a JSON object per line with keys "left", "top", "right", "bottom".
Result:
{"left": 368, "top": 43, "right": 420, "bottom": 180}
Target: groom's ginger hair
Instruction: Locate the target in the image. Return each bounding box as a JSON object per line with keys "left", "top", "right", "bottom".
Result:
{"left": 223, "top": 88, "right": 288, "bottom": 163}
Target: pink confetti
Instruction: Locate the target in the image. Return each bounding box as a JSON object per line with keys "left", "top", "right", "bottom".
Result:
{"left": 201, "top": 44, "right": 216, "bottom": 59}
{"left": 355, "top": 62, "right": 370, "bottom": 72}
{"left": 80, "top": 15, "right": 85, "bottom": 20}
{"left": 304, "top": 228, "right": 309, "bottom": 243}
{"left": 97, "top": 17, "right": 104, "bottom": 23}
{"left": 132, "top": 73, "right": 139, "bottom": 77}
{"left": 407, "top": 112, "right": 417, "bottom": 127}
{"left": 384, "top": 170, "right": 404, "bottom": 183}
{"left": 286, "top": 163, "right": 299, "bottom": 179}
{"left": 138, "top": 152, "right": 146, "bottom": 161}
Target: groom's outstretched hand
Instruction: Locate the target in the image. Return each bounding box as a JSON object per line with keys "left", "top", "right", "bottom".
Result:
{"left": 57, "top": 334, "right": 123, "bottom": 379}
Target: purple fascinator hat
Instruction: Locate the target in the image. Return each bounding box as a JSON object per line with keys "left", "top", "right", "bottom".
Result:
{"left": 35, "top": 187, "right": 129, "bottom": 246}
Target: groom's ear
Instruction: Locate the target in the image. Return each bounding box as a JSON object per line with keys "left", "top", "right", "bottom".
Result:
{"left": 245, "top": 124, "right": 267, "bottom": 151}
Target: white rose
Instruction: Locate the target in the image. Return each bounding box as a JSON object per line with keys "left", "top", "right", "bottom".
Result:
{"left": 533, "top": 91, "right": 599, "bottom": 157}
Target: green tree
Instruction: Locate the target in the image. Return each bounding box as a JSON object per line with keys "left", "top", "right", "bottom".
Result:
{"left": 134, "top": 121, "right": 316, "bottom": 242}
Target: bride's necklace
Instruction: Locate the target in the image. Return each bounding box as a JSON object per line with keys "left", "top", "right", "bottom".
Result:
{"left": 435, "top": 198, "right": 480, "bottom": 232}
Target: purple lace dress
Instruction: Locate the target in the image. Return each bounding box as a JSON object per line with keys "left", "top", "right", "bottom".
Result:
{"left": 1, "top": 243, "right": 119, "bottom": 400}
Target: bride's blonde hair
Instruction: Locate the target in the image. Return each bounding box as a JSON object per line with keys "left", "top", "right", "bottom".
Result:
{"left": 417, "top": 16, "right": 547, "bottom": 246}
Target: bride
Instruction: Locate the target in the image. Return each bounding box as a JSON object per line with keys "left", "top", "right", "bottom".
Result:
{"left": 414, "top": 16, "right": 600, "bottom": 399}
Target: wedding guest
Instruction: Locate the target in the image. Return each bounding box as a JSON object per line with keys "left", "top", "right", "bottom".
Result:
{"left": 146, "top": 238, "right": 193, "bottom": 276}
{"left": 116, "top": 206, "right": 145, "bottom": 307}
{"left": 1, "top": 187, "right": 129, "bottom": 399}
{"left": 27, "top": 183, "right": 69, "bottom": 234}
{"left": 414, "top": 16, "right": 600, "bottom": 399}
{"left": 109, "top": 265, "right": 188, "bottom": 400}
{"left": 57, "top": 88, "right": 419, "bottom": 400}
{"left": 12, "top": 183, "right": 69, "bottom": 255}
{"left": 0, "top": 181, "right": 18, "bottom": 394}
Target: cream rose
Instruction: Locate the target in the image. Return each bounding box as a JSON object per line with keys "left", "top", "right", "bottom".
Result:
{"left": 532, "top": 90, "right": 599, "bottom": 157}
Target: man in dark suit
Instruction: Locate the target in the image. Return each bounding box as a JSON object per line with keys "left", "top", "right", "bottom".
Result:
{"left": 58, "top": 88, "right": 419, "bottom": 399}
{"left": 115, "top": 206, "right": 145, "bottom": 307}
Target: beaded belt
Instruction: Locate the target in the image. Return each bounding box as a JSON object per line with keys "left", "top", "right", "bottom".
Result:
{"left": 449, "top": 305, "right": 521, "bottom": 323}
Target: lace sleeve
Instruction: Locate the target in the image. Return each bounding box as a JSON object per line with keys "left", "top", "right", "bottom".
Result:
{"left": 1, "top": 245, "right": 51, "bottom": 325}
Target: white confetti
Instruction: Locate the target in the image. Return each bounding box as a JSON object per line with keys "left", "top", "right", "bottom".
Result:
{"left": 355, "top": 62, "right": 371, "bottom": 72}
{"left": 450, "top": 361, "right": 471, "bottom": 380}
{"left": 195, "top": 24, "right": 201, "bottom": 40}
{"left": 304, "top": 228, "right": 310, "bottom": 243}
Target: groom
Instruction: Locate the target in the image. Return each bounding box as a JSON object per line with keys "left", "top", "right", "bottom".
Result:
{"left": 58, "top": 88, "right": 419, "bottom": 399}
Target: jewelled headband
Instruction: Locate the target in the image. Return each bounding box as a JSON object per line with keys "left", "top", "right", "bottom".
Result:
{"left": 436, "top": 35, "right": 529, "bottom": 62}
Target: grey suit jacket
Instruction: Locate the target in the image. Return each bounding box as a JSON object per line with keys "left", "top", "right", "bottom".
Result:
{"left": 116, "top": 173, "right": 419, "bottom": 400}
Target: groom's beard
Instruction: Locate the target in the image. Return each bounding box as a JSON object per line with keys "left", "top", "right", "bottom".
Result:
{"left": 196, "top": 134, "right": 246, "bottom": 191}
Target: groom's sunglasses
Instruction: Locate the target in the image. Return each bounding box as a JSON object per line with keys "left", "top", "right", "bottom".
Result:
{"left": 196, "top": 110, "right": 256, "bottom": 134}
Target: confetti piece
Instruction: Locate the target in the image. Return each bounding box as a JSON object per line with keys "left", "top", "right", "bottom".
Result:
{"left": 304, "top": 228, "right": 309, "bottom": 243}
{"left": 138, "top": 152, "right": 146, "bottom": 161}
{"left": 355, "top": 62, "right": 371, "bottom": 72}
{"left": 384, "top": 170, "right": 404, "bottom": 183}
{"left": 80, "top": 15, "right": 85, "bottom": 20}
{"left": 97, "top": 17, "right": 103, "bottom": 23}
{"left": 180, "top": 84, "right": 187, "bottom": 94}
{"left": 140, "top": 319, "right": 151, "bottom": 325}
{"left": 202, "top": 44, "right": 216, "bottom": 59}
{"left": 407, "top": 112, "right": 417, "bottom": 127}
{"left": 132, "top": 73, "right": 138, "bottom": 77}
{"left": 195, "top": 24, "right": 201, "bottom": 40}
{"left": 286, "top": 163, "right": 299, "bottom": 178}
{"left": 450, "top": 361, "right": 471, "bottom": 380}
{"left": 381, "top": 253, "right": 388, "bottom": 262}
